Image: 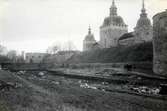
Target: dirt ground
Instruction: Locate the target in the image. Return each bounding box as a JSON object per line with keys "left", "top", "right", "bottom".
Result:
{"left": 0, "top": 70, "right": 167, "bottom": 111}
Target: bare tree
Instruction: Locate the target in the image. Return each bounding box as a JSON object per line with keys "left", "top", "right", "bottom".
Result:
{"left": 63, "top": 41, "right": 76, "bottom": 51}
{"left": 46, "top": 44, "right": 61, "bottom": 54}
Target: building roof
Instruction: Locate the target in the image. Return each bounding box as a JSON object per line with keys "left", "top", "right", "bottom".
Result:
{"left": 84, "top": 26, "right": 96, "bottom": 42}
{"left": 136, "top": 0, "right": 151, "bottom": 28}
{"left": 118, "top": 32, "right": 134, "bottom": 41}
{"left": 101, "top": 0, "right": 127, "bottom": 27}
{"left": 136, "top": 17, "right": 151, "bottom": 28}
{"left": 102, "top": 16, "right": 126, "bottom": 27}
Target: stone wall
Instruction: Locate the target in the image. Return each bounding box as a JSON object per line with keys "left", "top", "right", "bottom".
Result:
{"left": 153, "top": 10, "right": 167, "bottom": 77}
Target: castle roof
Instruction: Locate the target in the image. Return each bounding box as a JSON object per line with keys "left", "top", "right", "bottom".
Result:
{"left": 118, "top": 32, "right": 134, "bottom": 41}
{"left": 84, "top": 26, "right": 96, "bottom": 41}
{"left": 136, "top": 0, "right": 151, "bottom": 28}
{"left": 101, "top": 0, "right": 127, "bottom": 27}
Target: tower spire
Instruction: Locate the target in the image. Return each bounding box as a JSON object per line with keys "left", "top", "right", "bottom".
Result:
{"left": 141, "top": 0, "right": 146, "bottom": 13}
{"left": 142, "top": 0, "right": 145, "bottom": 9}
{"left": 140, "top": 0, "right": 147, "bottom": 17}
{"left": 88, "top": 25, "right": 91, "bottom": 34}
{"left": 112, "top": 0, "right": 115, "bottom": 6}
{"left": 110, "top": 0, "right": 117, "bottom": 16}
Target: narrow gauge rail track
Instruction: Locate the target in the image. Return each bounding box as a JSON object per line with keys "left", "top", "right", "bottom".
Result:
{"left": 7, "top": 68, "right": 167, "bottom": 100}
{"left": 9, "top": 68, "right": 167, "bottom": 81}
{"left": 47, "top": 70, "right": 167, "bottom": 101}
{"left": 9, "top": 68, "right": 129, "bottom": 84}
{"left": 47, "top": 70, "right": 129, "bottom": 84}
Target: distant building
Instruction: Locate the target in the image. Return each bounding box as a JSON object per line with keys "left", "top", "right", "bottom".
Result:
{"left": 83, "top": 26, "right": 96, "bottom": 51}
{"left": 25, "top": 53, "right": 48, "bottom": 63}
{"left": 99, "top": 0, "right": 128, "bottom": 48}
{"left": 118, "top": 0, "right": 153, "bottom": 46}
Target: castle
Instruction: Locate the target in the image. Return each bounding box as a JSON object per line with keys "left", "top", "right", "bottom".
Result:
{"left": 83, "top": 0, "right": 153, "bottom": 51}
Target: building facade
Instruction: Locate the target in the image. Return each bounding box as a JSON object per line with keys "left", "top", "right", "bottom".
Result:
{"left": 83, "top": 27, "right": 96, "bottom": 51}
{"left": 99, "top": 0, "right": 128, "bottom": 48}
{"left": 25, "top": 53, "right": 48, "bottom": 63}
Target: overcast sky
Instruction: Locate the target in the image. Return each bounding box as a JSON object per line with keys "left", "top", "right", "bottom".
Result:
{"left": 0, "top": 0, "right": 166, "bottom": 53}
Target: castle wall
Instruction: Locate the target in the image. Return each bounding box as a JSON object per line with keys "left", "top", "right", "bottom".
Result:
{"left": 153, "top": 10, "right": 167, "bottom": 76}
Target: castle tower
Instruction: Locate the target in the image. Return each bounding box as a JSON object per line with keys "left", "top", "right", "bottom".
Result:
{"left": 134, "top": 0, "right": 153, "bottom": 43}
{"left": 83, "top": 26, "right": 96, "bottom": 51}
{"left": 153, "top": 10, "right": 167, "bottom": 77}
{"left": 100, "top": 0, "right": 128, "bottom": 48}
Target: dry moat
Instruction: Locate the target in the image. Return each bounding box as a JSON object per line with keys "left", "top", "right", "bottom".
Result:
{"left": 0, "top": 66, "right": 167, "bottom": 111}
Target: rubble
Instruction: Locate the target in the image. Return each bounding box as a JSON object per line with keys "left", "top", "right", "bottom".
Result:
{"left": 130, "top": 86, "right": 160, "bottom": 95}
{"left": 0, "top": 81, "right": 16, "bottom": 91}
{"left": 80, "top": 83, "right": 97, "bottom": 90}
{"left": 16, "top": 71, "right": 26, "bottom": 75}
{"left": 38, "top": 72, "right": 45, "bottom": 76}
{"left": 51, "top": 81, "right": 60, "bottom": 85}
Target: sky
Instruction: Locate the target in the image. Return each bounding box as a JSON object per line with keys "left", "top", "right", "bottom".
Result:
{"left": 0, "top": 0, "right": 166, "bottom": 53}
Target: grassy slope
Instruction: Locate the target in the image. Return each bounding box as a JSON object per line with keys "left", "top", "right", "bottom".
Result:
{"left": 68, "top": 42, "right": 153, "bottom": 63}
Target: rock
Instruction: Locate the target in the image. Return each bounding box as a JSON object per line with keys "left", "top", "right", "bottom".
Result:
{"left": 38, "top": 72, "right": 45, "bottom": 77}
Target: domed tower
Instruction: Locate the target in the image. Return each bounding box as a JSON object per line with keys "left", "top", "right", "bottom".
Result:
{"left": 83, "top": 26, "right": 96, "bottom": 51}
{"left": 100, "top": 0, "right": 128, "bottom": 48}
{"left": 134, "top": 0, "right": 153, "bottom": 43}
